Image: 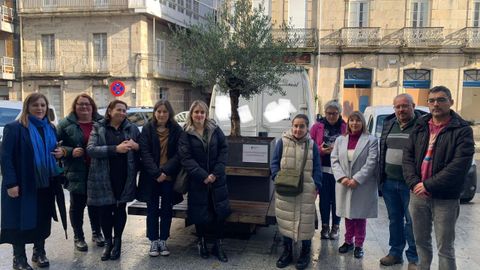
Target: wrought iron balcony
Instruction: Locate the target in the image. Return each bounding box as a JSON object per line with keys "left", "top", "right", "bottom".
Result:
{"left": 402, "top": 27, "right": 444, "bottom": 48}
{"left": 19, "top": 0, "right": 216, "bottom": 26}
{"left": 340, "top": 27, "right": 381, "bottom": 47}
{"left": 0, "top": 56, "right": 15, "bottom": 80}
{"left": 18, "top": 0, "right": 129, "bottom": 13}
{"left": 149, "top": 55, "right": 189, "bottom": 80}
{"left": 462, "top": 27, "right": 480, "bottom": 48}
{"left": 1, "top": 5, "right": 14, "bottom": 33}
{"left": 272, "top": 28, "right": 318, "bottom": 50}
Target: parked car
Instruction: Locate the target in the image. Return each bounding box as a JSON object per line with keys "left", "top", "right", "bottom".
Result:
{"left": 98, "top": 106, "right": 153, "bottom": 132}
{"left": 363, "top": 105, "right": 477, "bottom": 203}
{"left": 0, "top": 100, "right": 59, "bottom": 161}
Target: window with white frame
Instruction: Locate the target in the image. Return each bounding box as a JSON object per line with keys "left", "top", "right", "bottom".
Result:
{"left": 349, "top": 0, "right": 369, "bottom": 27}
{"left": 186, "top": 0, "right": 192, "bottom": 17}
{"left": 156, "top": 39, "right": 166, "bottom": 73}
{"left": 93, "top": 33, "right": 107, "bottom": 71}
{"left": 193, "top": 0, "right": 199, "bottom": 19}
{"left": 411, "top": 0, "right": 429, "bottom": 27}
{"left": 159, "top": 87, "right": 169, "bottom": 100}
{"left": 474, "top": 0, "right": 480, "bottom": 27}
{"left": 169, "top": 0, "right": 177, "bottom": 10}
{"left": 178, "top": 0, "right": 185, "bottom": 13}
{"left": 41, "top": 34, "right": 55, "bottom": 71}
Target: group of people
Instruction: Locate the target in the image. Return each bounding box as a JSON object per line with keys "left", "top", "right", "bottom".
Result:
{"left": 0, "top": 85, "right": 475, "bottom": 270}
{"left": 0, "top": 94, "right": 230, "bottom": 270}
{"left": 270, "top": 85, "right": 474, "bottom": 270}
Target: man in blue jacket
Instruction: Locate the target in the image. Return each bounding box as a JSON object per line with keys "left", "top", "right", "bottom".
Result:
{"left": 403, "top": 86, "right": 475, "bottom": 270}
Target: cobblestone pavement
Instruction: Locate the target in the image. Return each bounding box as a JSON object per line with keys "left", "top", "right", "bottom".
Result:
{"left": 1, "top": 187, "right": 480, "bottom": 269}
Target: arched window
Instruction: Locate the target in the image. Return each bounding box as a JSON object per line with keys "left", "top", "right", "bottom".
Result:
{"left": 403, "top": 69, "right": 431, "bottom": 88}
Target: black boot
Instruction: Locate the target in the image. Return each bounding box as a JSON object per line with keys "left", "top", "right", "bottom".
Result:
{"left": 211, "top": 239, "right": 228, "bottom": 262}
{"left": 92, "top": 231, "right": 105, "bottom": 247}
{"left": 32, "top": 245, "right": 49, "bottom": 268}
{"left": 110, "top": 237, "right": 122, "bottom": 260}
{"left": 101, "top": 238, "right": 112, "bottom": 261}
{"left": 276, "top": 242, "right": 293, "bottom": 268}
{"left": 13, "top": 256, "right": 33, "bottom": 270}
{"left": 74, "top": 237, "right": 88, "bottom": 252}
{"left": 295, "top": 245, "right": 311, "bottom": 270}
{"left": 13, "top": 245, "right": 32, "bottom": 270}
{"left": 197, "top": 237, "right": 209, "bottom": 259}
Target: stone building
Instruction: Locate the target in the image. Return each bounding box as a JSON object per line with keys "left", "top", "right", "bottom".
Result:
{"left": 267, "top": 0, "right": 480, "bottom": 122}
{"left": 13, "top": 0, "right": 219, "bottom": 116}
{"left": 0, "top": 0, "right": 15, "bottom": 100}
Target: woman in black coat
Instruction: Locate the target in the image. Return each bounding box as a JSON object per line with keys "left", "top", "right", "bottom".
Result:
{"left": 1, "top": 93, "right": 63, "bottom": 270}
{"left": 178, "top": 100, "right": 230, "bottom": 263}
{"left": 137, "top": 100, "right": 183, "bottom": 257}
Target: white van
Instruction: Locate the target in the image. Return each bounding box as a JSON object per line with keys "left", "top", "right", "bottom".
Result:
{"left": 209, "top": 69, "right": 316, "bottom": 138}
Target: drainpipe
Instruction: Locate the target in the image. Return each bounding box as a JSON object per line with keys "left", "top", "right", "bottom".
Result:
{"left": 18, "top": 2, "right": 24, "bottom": 100}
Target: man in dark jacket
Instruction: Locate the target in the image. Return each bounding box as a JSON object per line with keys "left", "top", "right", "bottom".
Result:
{"left": 379, "top": 94, "right": 425, "bottom": 270}
{"left": 403, "top": 86, "right": 475, "bottom": 270}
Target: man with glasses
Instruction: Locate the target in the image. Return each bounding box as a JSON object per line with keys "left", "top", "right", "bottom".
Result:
{"left": 379, "top": 94, "right": 425, "bottom": 270}
{"left": 403, "top": 86, "right": 474, "bottom": 270}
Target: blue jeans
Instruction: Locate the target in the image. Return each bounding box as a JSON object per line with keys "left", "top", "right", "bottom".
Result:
{"left": 319, "top": 172, "right": 340, "bottom": 226}
{"left": 382, "top": 179, "right": 418, "bottom": 263}
{"left": 146, "top": 180, "right": 174, "bottom": 241}
{"left": 409, "top": 194, "right": 459, "bottom": 270}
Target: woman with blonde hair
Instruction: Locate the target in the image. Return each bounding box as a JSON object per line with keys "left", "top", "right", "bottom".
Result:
{"left": 1, "top": 93, "right": 63, "bottom": 269}
{"left": 331, "top": 111, "right": 378, "bottom": 259}
{"left": 178, "top": 100, "right": 230, "bottom": 262}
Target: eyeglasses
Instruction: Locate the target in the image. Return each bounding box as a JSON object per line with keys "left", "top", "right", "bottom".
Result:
{"left": 325, "top": 111, "right": 339, "bottom": 116}
{"left": 427, "top": 97, "right": 449, "bottom": 104}
{"left": 76, "top": 103, "right": 92, "bottom": 107}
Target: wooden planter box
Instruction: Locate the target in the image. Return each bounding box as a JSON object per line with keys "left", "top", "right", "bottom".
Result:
{"left": 225, "top": 136, "right": 276, "bottom": 202}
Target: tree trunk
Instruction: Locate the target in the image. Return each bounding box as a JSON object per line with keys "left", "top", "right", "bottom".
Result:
{"left": 229, "top": 88, "right": 241, "bottom": 136}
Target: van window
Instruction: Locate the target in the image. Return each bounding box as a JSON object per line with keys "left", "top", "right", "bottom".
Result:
{"left": 367, "top": 116, "right": 373, "bottom": 134}
{"left": 375, "top": 115, "right": 388, "bottom": 137}
{"left": 0, "top": 108, "right": 21, "bottom": 126}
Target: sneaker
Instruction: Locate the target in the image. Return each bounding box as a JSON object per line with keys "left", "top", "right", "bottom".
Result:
{"left": 354, "top": 247, "right": 364, "bottom": 259}
{"left": 329, "top": 225, "right": 339, "bottom": 240}
{"left": 149, "top": 240, "right": 159, "bottom": 257}
{"left": 158, "top": 240, "right": 170, "bottom": 256}
{"left": 338, "top": 242, "right": 354, "bottom": 253}
{"left": 408, "top": 262, "right": 418, "bottom": 270}
{"left": 74, "top": 238, "right": 88, "bottom": 252}
{"left": 380, "top": 255, "right": 403, "bottom": 266}
{"left": 92, "top": 232, "right": 105, "bottom": 247}
{"left": 320, "top": 224, "right": 330, "bottom": 239}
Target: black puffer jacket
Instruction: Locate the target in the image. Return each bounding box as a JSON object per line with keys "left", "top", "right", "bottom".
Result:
{"left": 379, "top": 109, "right": 427, "bottom": 184}
{"left": 136, "top": 120, "right": 184, "bottom": 204}
{"left": 402, "top": 111, "right": 475, "bottom": 199}
{"left": 178, "top": 123, "right": 231, "bottom": 224}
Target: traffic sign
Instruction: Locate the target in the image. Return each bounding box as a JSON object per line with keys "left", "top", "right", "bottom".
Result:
{"left": 110, "top": 80, "right": 126, "bottom": 97}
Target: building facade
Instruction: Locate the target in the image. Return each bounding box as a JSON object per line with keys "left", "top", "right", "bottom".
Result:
{"left": 318, "top": 0, "right": 480, "bottom": 122}
{"left": 0, "top": 0, "right": 15, "bottom": 100}
{"left": 14, "top": 0, "right": 218, "bottom": 117}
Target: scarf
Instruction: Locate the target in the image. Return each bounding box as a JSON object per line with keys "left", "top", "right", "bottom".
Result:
{"left": 28, "top": 115, "right": 60, "bottom": 188}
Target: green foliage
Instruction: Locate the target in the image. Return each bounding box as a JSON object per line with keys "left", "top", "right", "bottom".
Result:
{"left": 171, "top": 0, "right": 297, "bottom": 99}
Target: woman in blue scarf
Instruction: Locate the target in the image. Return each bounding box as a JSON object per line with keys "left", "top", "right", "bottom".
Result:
{"left": 0, "top": 93, "right": 63, "bottom": 270}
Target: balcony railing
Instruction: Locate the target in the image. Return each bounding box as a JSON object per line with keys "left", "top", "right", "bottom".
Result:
{"left": 402, "top": 27, "right": 444, "bottom": 48}
{"left": 272, "top": 28, "right": 318, "bottom": 49}
{"left": 1, "top": 56, "right": 14, "bottom": 73}
{"left": 19, "top": 0, "right": 129, "bottom": 13}
{"left": 24, "top": 56, "right": 112, "bottom": 74}
{"left": 340, "top": 27, "right": 381, "bottom": 47}
{"left": 463, "top": 27, "right": 480, "bottom": 48}
{"left": 1, "top": 5, "right": 13, "bottom": 22}
{"left": 151, "top": 56, "right": 189, "bottom": 79}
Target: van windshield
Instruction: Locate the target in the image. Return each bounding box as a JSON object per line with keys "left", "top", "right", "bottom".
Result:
{"left": 0, "top": 108, "right": 20, "bottom": 126}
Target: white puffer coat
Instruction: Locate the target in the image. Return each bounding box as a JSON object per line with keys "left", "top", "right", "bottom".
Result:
{"left": 275, "top": 131, "right": 317, "bottom": 241}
